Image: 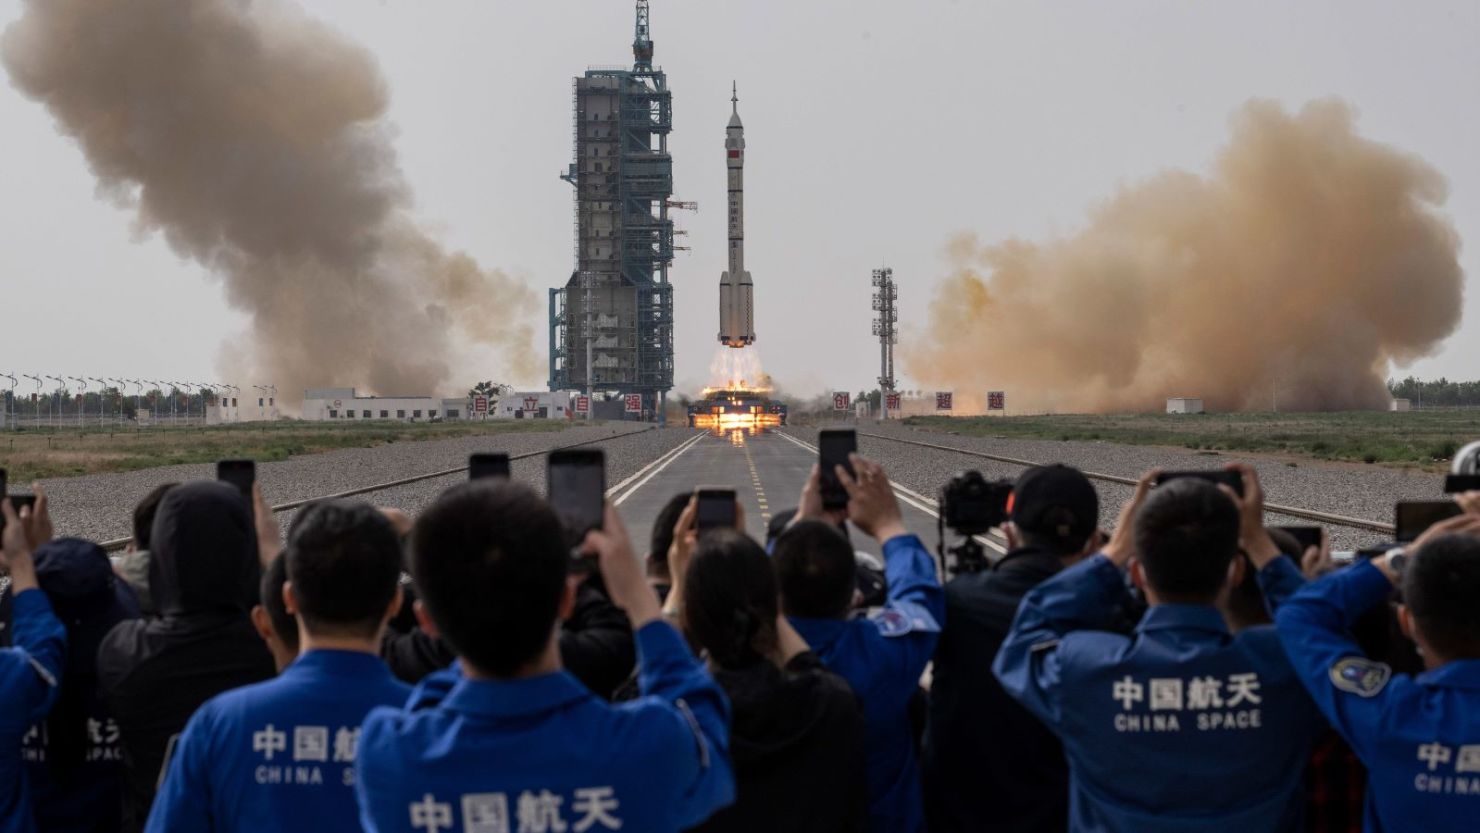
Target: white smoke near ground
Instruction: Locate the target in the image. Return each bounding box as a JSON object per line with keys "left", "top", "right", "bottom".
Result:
{"left": 905, "top": 99, "right": 1465, "bottom": 413}
{"left": 2, "top": 0, "right": 541, "bottom": 409}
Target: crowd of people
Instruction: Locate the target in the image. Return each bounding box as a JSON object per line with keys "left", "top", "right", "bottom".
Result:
{"left": 2, "top": 448, "right": 1480, "bottom": 833}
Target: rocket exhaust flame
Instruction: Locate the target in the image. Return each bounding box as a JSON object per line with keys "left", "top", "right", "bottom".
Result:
{"left": 906, "top": 100, "right": 1464, "bottom": 413}
{"left": 2, "top": 0, "right": 541, "bottom": 409}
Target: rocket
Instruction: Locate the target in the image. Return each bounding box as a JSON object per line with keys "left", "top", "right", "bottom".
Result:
{"left": 719, "top": 82, "right": 755, "bottom": 348}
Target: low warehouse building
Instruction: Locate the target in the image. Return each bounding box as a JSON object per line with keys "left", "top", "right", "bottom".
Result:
{"left": 301, "top": 388, "right": 465, "bottom": 422}
{"left": 1166, "top": 397, "right": 1205, "bottom": 414}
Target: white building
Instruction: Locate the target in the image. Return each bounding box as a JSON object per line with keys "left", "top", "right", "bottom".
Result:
{"left": 1166, "top": 397, "right": 1205, "bottom": 414}
{"left": 301, "top": 388, "right": 466, "bottom": 422}
{"left": 493, "top": 391, "right": 575, "bottom": 420}
{"left": 1390, "top": 398, "right": 1412, "bottom": 412}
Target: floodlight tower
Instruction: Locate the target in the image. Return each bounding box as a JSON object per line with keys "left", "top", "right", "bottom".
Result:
{"left": 871, "top": 268, "right": 898, "bottom": 420}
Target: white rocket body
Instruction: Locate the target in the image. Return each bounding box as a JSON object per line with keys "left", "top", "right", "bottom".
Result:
{"left": 719, "top": 85, "right": 755, "bottom": 348}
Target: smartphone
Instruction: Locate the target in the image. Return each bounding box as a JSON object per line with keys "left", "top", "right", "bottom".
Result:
{"left": 819, "top": 429, "right": 858, "bottom": 510}
{"left": 1395, "top": 500, "right": 1464, "bottom": 543}
{"left": 1445, "top": 474, "right": 1480, "bottom": 494}
{"left": 1274, "top": 525, "right": 1323, "bottom": 553}
{"left": 0, "top": 468, "right": 6, "bottom": 502}
{"left": 548, "top": 449, "right": 606, "bottom": 550}
{"left": 469, "top": 453, "right": 511, "bottom": 481}
{"left": 216, "top": 459, "right": 256, "bottom": 500}
{"left": 695, "top": 487, "right": 738, "bottom": 532}
{"left": 1155, "top": 470, "right": 1245, "bottom": 497}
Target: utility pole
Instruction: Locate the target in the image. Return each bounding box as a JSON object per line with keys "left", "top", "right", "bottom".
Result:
{"left": 871, "top": 267, "right": 898, "bottom": 421}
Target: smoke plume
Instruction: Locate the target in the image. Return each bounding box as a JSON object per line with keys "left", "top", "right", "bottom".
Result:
{"left": 2, "top": 0, "right": 540, "bottom": 407}
{"left": 907, "top": 99, "right": 1464, "bottom": 413}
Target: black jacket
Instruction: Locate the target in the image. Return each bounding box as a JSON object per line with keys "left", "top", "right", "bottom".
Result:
{"left": 97, "top": 482, "right": 275, "bottom": 833}
{"left": 382, "top": 580, "right": 636, "bottom": 699}
{"left": 924, "top": 546, "right": 1072, "bottom": 833}
{"left": 691, "top": 652, "right": 868, "bottom": 833}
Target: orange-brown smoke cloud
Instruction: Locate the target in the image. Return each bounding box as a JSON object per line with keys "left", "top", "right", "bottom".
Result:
{"left": 2, "top": 0, "right": 540, "bottom": 407}
{"left": 906, "top": 99, "right": 1464, "bottom": 413}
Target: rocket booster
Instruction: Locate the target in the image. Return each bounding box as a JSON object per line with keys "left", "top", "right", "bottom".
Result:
{"left": 719, "top": 82, "right": 755, "bottom": 348}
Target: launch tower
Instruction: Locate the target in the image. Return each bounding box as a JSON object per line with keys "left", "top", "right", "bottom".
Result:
{"left": 549, "top": 0, "right": 677, "bottom": 418}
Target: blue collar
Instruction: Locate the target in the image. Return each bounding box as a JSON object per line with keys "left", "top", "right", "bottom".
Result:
{"left": 1135, "top": 604, "right": 1230, "bottom": 637}
{"left": 788, "top": 616, "right": 848, "bottom": 650}
{"left": 285, "top": 648, "right": 394, "bottom": 679}
{"left": 1417, "top": 660, "right": 1480, "bottom": 691}
{"left": 442, "top": 671, "right": 594, "bottom": 719}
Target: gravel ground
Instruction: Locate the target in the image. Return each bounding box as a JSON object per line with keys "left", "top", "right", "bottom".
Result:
{"left": 35, "top": 424, "right": 697, "bottom": 544}
{"left": 784, "top": 423, "right": 1454, "bottom": 550}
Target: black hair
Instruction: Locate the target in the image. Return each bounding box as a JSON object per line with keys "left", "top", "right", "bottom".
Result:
{"left": 1403, "top": 533, "right": 1480, "bottom": 660}
{"left": 410, "top": 480, "right": 568, "bottom": 677}
{"left": 773, "top": 519, "right": 856, "bottom": 619}
{"left": 132, "top": 482, "right": 177, "bottom": 551}
{"left": 284, "top": 500, "right": 402, "bottom": 638}
{"left": 1133, "top": 479, "right": 1240, "bottom": 602}
{"left": 259, "top": 552, "right": 300, "bottom": 654}
{"left": 649, "top": 492, "right": 692, "bottom": 568}
{"left": 682, "top": 530, "right": 778, "bottom": 669}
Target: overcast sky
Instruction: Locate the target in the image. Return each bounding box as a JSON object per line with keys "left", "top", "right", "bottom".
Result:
{"left": 2, "top": 0, "right": 1476, "bottom": 397}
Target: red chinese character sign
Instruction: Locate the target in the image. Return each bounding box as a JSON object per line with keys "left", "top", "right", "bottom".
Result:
{"left": 523, "top": 397, "right": 540, "bottom": 413}
{"left": 885, "top": 393, "right": 901, "bottom": 411}
{"left": 624, "top": 394, "right": 642, "bottom": 414}
{"left": 473, "top": 396, "right": 489, "bottom": 414}
{"left": 575, "top": 395, "right": 590, "bottom": 414}
{"left": 833, "top": 392, "right": 851, "bottom": 411}
{"left": 936, "top": 392, "right": 953, "bottom": 411}
{"left": 988, "top": 391, "right": 1006, "bottom": 411}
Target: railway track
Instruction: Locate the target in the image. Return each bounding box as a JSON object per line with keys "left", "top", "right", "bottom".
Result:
{"left": 95, "top": 425, "right": 666, "bottom": 552}
{"left": 850, "top": 429, "right": 1398, "bottom": 537}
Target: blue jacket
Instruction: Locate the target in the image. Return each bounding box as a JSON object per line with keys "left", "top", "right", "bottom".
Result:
{"left": 1, "top": 588, "right": 67, "bottom": 833}
{"left": 994, "top": 554, "right": 1322, "bottom": 832}
{"left": 789, "top": 533, "right": 943, "bottom": 833}
{"left": 1277, "top": 559, "right": 1480, "bottom": 833}
{"left": 355, "top": 620, "right": 734, "bottom": 833}
{"left": 144, "top": 649, "right": 412, "bottom": 833}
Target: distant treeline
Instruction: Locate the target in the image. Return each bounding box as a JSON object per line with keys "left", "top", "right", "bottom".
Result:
{"left": 1388, "top": 377, "right": 1480, "bottom": 407}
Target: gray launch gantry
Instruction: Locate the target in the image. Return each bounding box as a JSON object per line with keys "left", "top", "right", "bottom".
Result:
{"left": 549, "top": 0, "right": 686, "bottom": 420}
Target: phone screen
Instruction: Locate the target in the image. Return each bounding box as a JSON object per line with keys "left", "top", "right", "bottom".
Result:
{"left": 1274, "top": 525, "right": 1323, "bottom": 553}
{"left": 1395, "top": 501, "right": 1464, "bottom": 543}
{"left": 819, "top": 429, "right": 857, "bottom": 510}
{"left": 1155, "top": 470, "right": 1244, "bottom": 497}
{"left": 696, "top": 488, "right": 738, "bottom": 531}
{"left": 216, "top": 460, "right": 256, "bottom": 499}
{"left": 548, "top": 450, "right": 606, "bottom": 547}
{"left": 0, "top": 468, "right": 7, "bottom": 501}
{"left": 1445, "top": 474, "right": 1480, "bottom": 494}
{"left": 469, "top": 453, "right": 511, "bottom": 481}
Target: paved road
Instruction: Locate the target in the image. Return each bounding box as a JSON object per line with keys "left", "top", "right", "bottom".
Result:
{"left": 613, "top": 427, "right": 1003, "bottom": 565}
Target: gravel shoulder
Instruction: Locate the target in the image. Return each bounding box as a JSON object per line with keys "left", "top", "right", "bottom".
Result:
{"left": 784, "top": 423, "right": 1450, "bottom": 550}
{"left": 39, "top": 424, "right": 696, "bottom": 543}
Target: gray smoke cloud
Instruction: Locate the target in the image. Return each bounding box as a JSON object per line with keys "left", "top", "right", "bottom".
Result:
{"left": 906, "top": 99, "right": 1465, "bottom": 413}
{"left": 3, "top": 0, "right": 540, "bottom": 407}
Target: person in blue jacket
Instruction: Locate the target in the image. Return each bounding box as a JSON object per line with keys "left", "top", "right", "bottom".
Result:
{"left": 994, "top": 465, "right": 1323, "bottom": 832}
{"left": 145, "top": 500, "right": 412, "bottom": 833}
{"left": 1276, "top": 496, "right": 1480, "bottom": 833}
{"left": 355, "top": 480, "right": 734, "bottom": 833}
{"left": 775, "top": 454, "right": 944, "bottom": 833}
{"left": 2, "top": 495, "right": 67, "bottom": 833}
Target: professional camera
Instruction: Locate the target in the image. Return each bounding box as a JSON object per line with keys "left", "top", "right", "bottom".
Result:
{"left": 1447, "top": 440, "right": 1480, "bottom": 493}
{"left": 937, "top": 470, "right": 1013, "bottom": 576}
{"left": 940, "top": 470, "right": 1013, "bottom": 535}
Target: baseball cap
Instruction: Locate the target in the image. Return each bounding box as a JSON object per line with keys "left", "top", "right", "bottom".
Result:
{"left": 1010, "top": 465, "right": 1099, "bottom": 546}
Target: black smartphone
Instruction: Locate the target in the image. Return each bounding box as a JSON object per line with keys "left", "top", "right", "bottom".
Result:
{"left": 1155, "top": 470, "right": 1245, "bottom": 497}
{"left": 216, "top": 459, "right": 256, "bottom": 500}
{"left": 1395, "top": 501, "right": 1464, "bottom": 543}
{"left": 469, "top": 453, "right": 511, "bottom": 481}
{"left": 1445, "top": 474, "right": 1480, "bottom": 494}
{"left": 819, "top": 429, "right": 858, "bottom": 510}
{"left": 695, "top": 487, "right": 738, "bottom": 532}
{"left": 548, "top": 449, "right": 606, "bottom": 550}
{"left": 0, "top": 468, "right": 6, "bottom": 502}
{"left": 1274, "top": 525, "right": 1323, "bottom": 553}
